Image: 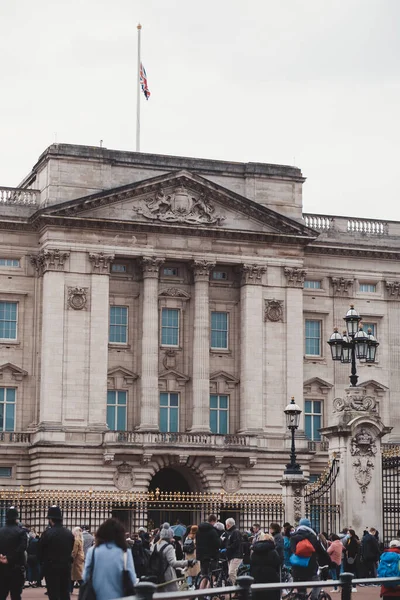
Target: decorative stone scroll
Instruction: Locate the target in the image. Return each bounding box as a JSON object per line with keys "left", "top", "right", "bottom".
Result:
{"left": 284, "top": 267, "right": 307, "bottom": 288}
{"left": 30, "top": 249, "right": 70, "bottom": 276}
{"left": 264, "top": 299, "right": 284, "bottom": 322}
{"left": 191, "top": 260, "right": 216, "bottom": 281}
{"left": 89, "top": 252, "right": 115, "bottom": 274}
{"left": 386, "top": 281, "right": 400, "bottom": 299}
{"left": 350, "top": 428, "right": 377, "bottom": 503}
{"left": 113, "top": 462, "right": 135, "bottom": 490}
{"left": 133, "top": 187, "right": 225, "bottom": 225}
{"left": 333, "top": 387, "right": 377, "bottom": 413}
{"left": 241, "top": 264, "right": 267, "bottom": 285}
{"left": 331, "top": 277, "right": 354, "bottom": 296}
{"left": 67, "top": 287, "right": 88, "bottom": 310}
{"left": 221, "top": 464, "right": 242, "bottom": 492}
{"left": 158, "top": 288, "right": 191, "bottom": 299}
{"left": 141, "top": 256, "right": 165, "bottom": 278}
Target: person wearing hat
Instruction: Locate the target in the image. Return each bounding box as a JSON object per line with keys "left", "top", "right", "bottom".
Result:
{"left": 290, "top": 517, "right": 331, "bottom": 600}
{"left": 378, "top": 539, "right": 400, "bottom": 598}
{"left": 0, "top": 506, "right": 27, "bottom": 600}
{"left": 37, "top": 505, "right": 75, "bottom": 600}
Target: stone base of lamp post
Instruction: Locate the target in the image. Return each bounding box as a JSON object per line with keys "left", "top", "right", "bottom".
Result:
{"left": 280, "top": 473, "right": 309, "bottom": 526}
{"left": 320, "top": 386, "right": 391, "bottom": 534}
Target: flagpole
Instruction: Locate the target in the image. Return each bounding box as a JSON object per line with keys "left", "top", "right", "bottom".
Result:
{"left": 136, "top": 23, "right": 141, "bottom": 152}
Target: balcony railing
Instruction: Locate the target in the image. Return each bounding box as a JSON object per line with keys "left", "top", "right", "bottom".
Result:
{"left": 104, "top": 430, "right": 254, "bottom": 447}
{"left": 0, "top": 432, "right": 31, "bottom": 444}
{"left": 304, "top": 213, "right": 389, "bottom": 235}
{"left": 307, "top": 439, "right": 329, "bottom": 452}
{"left": 0, "top": 186, "right": 40, "bottom": 206}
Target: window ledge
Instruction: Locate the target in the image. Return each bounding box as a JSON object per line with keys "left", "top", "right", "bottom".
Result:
{"left": 160, "top": 345, "right": 182, "bottom": 350}
{"left": 210, "top": 349, "right": 232, "bottom": 355}
{"left": 304, "top": 356, "right": 326, "bottom": 364}
{"left": 0, "top": 340, "right": 20, "bottom": 346}
{"left": 108, "top": 344, "right": 131, "bottom": 350}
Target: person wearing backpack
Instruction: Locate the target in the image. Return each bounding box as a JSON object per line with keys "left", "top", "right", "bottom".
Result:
{"left": 183, "top": 526, "right": 200, "bottom": 586}
{"left": 378, "top": 539, "right": 400, "bottom": 599}
{"left": 150, "top": 522, "right": 194, "bottom": 592}
{"left": 290, "top": 518, "right": 331, "bottom": 600}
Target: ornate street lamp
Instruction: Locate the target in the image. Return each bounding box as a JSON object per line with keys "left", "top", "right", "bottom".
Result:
{"left": 284, "top": 397, "right": 303, "bottom": 475}
{"left": 327, "top": 305, "right": 379, "bottom": 387}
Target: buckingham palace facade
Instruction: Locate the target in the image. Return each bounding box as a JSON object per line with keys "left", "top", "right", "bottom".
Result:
{"left": 0, "top": 143, "right": 399, "bottom": 495}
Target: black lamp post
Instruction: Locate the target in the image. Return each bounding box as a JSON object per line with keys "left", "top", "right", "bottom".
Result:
{"left": 328, "top": 305, "right": 379, "bottom": 387}
{"left": 284, "top": 397, "right": 303, "bottom": 475}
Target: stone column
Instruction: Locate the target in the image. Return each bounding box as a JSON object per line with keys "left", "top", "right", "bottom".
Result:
{"left": 321, "top": 387, "right": 391, "bottom": 534}
{"left": 239, "top": 264, "right": 266, "bottom": 433}
{"left": 137, "top": 257, "right": 165, "bottom": 431}
{"left": 189, "top": 260, "right": 215, "bottom": 433}
{"left": 31, "top": 249, "right": 70, "bottom": 429}
{"left": 280, "top": 474, "right": 309, "bottom": 526}
{"left": 284, "top": 267, "right": 307, "bottom": 417}
{"left": 88, "top": 252, "right": 114, "bottom": 429}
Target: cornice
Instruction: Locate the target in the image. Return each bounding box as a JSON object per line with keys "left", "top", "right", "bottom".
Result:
{"left": 306, "top": 243, "right": 400, "bottom": 261}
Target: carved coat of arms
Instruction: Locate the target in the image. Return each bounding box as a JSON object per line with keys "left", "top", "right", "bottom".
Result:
{"left": 134, "top": 187, "right": 225, "bottom": 226}
{"left": 350, "top": 428, "right": 377, "bottom": 503}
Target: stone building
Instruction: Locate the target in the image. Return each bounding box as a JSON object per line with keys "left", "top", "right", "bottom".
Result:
{"left": 0, "top": 143, "right": 399, "bottom": 505}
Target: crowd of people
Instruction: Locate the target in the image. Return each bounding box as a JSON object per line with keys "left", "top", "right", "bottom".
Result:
{"left": 1, "top": 505, "right": 400, "bottom": 600}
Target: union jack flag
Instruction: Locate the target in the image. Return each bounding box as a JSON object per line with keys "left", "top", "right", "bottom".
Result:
{"left": 139, "top": 62, "right": 151, "bottom": 100}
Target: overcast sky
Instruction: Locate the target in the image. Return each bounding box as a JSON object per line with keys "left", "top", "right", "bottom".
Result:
{"left": 1, "top": 0, "right": 399, "bottom": 220}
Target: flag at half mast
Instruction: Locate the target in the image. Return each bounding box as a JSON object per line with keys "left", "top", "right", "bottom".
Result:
{"left": 139, "top": 62, "right": 151, "bottom": 100}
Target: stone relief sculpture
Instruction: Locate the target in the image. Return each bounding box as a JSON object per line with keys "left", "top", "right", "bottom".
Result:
{"left": 264, "top": 299, "right": 284, "bottom": 322}
{"left": 133, "top": 187, "right": 225, "bottom": 225}
{"left": 350, "top": 428, "right": 377, "bottom": 503}
{"left": 333, "top": 388, "right": 377, "bottom": 413}
{"left": 221, "top": 465, "right": 242, "bottom": 492}
{"left": 113, "top": 462, "right": 135, "bottom": 490}
{"left": 67, "top": 287, "right": 88, "bottom": 310}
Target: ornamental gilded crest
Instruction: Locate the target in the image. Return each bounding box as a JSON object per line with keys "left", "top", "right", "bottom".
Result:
{"left": 133, "top": 187, "right": 225, "bottom": 226}
{"left": 350, "top": 427, "right": 377, "bottom": 503}
{"left": 67, "top": 287, "right": 88, "bottom": 310}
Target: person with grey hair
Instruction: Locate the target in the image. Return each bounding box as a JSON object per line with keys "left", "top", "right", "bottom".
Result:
{"left": 225, "top": 518, "right": 242, "bottom": 585}
{"left": 153, "top": 523, "right": 195, "bottom": 591}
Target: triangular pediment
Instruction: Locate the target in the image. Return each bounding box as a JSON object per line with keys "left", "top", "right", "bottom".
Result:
{"left": 158, "top": 368, "right": 190, "bottom": 382}
{"left": 107, "top": 366, "right": 138, "bottom": 388}
{"left": 210, "top": 370, "right": 239, "bottom": 384}
{"left": 358, "top": 379, "right": 388, "bottom": 395}
{"left": 40, "top": 170, "right": 316, "bottom": 240}
{"left": 0, "top": 362, "right": 28, "bottom": 381}
{"left": 303, "top": 377, "right": 333, "bottom": 395}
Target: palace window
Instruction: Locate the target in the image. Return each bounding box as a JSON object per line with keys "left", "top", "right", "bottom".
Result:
{"left": 305, "top": 319, "right": 321, "bottom": 356}
{"left": 163, "top": 267, "right": 178, "bottom": 276}
{"left": 161, "top": 308, "right": 179, "bottom": 346}
{"left": 0, "top": 467, "right": 12, "bottom": 478}
{"left": 211, "top": 312, "right": 228, "bottom": 349}
{"left": 0, "top": 259, "right": 20, "bottom": 268}
{"left": 109, "top": 306, "right": 128, "bottom": 344}
{"left": 0, "top": 302, "right": 18, "bottom": 340}
{"left": 361, "top": 322, "right": 376, "bottom": 336}
{"left": 359, "top": 283, "right": 377, "bottom": 293}
{"left": 159, "top": 392, "right": 179, "bottom": 433}
{"left": 111, "top": 264, "right": 127, "bottom": 273}
{"left": 210, "top": 395, "right": 229, "bottom": 434}
{"left": 0, "top": 388, "right": 16, "bottom": 432}
{"left": 305, "top": 400, "right": 322, "bottom": 441}
{"left": 212, "top": 271, "right": 228, "bottom": 281}
{"left": 106, "top": 390, "right": 127, "bottom": 431}
{"left": 304, "top": 280, "right": 321, "bottom": 289}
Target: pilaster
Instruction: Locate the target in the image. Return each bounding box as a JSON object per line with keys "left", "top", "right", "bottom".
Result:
{"left": 280, "top": 474, "right": 309, "bottom": 526}
{"left": 284, "top": 267, "right": 305, "bottom": 418}
{"left": 239, "top": 264, "right": 266, "bottom": 433}
{"left": 189, "top": 260, "right": 215, "bottom": 432}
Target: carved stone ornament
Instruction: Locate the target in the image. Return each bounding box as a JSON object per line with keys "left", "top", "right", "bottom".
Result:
{"left": 192, "top": 260, "right": 216, "bottom": 280}
{"left": 113, "top": 462, "right": 135, "bottom": 490}
{"left": 141, "top": 257, "right": 165, "bottom": 278}
{"left": 284, "top": 267, "right": 307, "bottom": 288}
{"left": 264, "top": 299, "right": 284, "bottom": 322}
{"left": 141, "top": 453, "right": 153, "bottom": 466}
{"left": 241, "top": 264, "right": 267, "bottom": 285}
{"left": 133, "top": 187, "right": 225, "bottom": 226}
{"left": 89, "top": 252, "right": 115, "bottom": 274}
{"left": 386, "top": 281, "right": 400, "bottom": 299}
{"left": 163, "top": 349, "right": 177, "bottom": 370}
{"left": 159, "top": 288, "right": 191, "bottom": 299}
{"left": 221, "top": 464, "right": 242, "bottom": 493}
{"left": 30, "top": 249, "right": 70, "bottom": 276}
{"left": 333, "top": 388, "right": 377, "bottom": 413}
{"left": 331, "top": 277, "right": 354, "bottom": 296}
{"left": 103, "top": 451, "right": 115, "bottom": 465}
{"left": 67, "top": 287, "right": 88, "bottom": 310}
{"left": 293, "top": 485, "right": 303, "bottom": 523}
{"left": 350, "top": 427, "right": 377, "bottom": 503}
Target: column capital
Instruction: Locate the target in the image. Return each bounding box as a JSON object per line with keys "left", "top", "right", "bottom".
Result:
{"left": 331, "top": 276, "right": 354, "bottom": 296}
{"left": 191, "top": 260, "right": 216, "bottom": 281}
{"left": 30, "top": 248, "right": 70, "bottom": 276}
{"left": 141, "top": 256, "right": 165, "bottom": 278}
{"left": 88, "top": 252, "right": 115, "bottom": 274}
{"left": 241, "top": 263, "right": 266, "bottom": 285}
{"left": 284, "top": 267, "right": 307, "bottom": 288}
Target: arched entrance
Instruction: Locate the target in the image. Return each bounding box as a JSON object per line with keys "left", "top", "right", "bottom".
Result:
{"left": 148, "top": 467, "right": 197, "bottom": 531}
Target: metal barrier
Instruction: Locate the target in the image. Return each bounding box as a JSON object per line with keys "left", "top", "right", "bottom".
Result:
{"left": 131, "top": 573, "right": 400, "bottom": 600}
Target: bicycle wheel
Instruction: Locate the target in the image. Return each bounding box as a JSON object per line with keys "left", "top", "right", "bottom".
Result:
{"left": 318, "top": 592, "right": 332, "bottom": 600}
{"left": 196, "top": 574, "right": 211, "bottom": 590}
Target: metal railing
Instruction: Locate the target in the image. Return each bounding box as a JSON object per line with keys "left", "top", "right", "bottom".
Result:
{"left": 132, "top": 574, "right": 400, "bottom": 600}
{"left": 0, "top": 186, "right": 39, "bottom": 205}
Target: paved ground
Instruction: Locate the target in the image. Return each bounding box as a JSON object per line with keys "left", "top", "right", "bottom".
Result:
{"left": 16, "top": 583, "right": 382, "bottom": 599}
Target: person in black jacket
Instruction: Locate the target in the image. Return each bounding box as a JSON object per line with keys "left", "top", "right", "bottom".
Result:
{"left": 250, "top": 533, "right": 281, "bottom": 600}
{"left": 225, "top": 518, "right": 242, "bottom": 584}
{"left": 290, "top": 518, "right": 331, "bottom": 600}
{"left": 0, "top": 506, "right": 27, "bottom": 600}
{"left": 361, "top": 527, "right": 380, "bottom": 579}
{"left": 269, "top": 522, "right": 284, "bottom": 565}
{"left": 196, "top": 514, "right": 221, "bottom": 576}
{"left": 37, "top": 506, "right": 74, "bottom": 600}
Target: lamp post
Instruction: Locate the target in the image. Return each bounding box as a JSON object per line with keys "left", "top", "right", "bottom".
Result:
{"left": 328, "top": 305, "right": 379, "bottom": 387}
{"left": 284, "top": 397, "right": 303, "bottom": 475}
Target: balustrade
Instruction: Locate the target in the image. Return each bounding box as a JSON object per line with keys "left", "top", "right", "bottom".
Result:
{"left": 0, "top": 186, "right": 39, "bottom": 205}
{"left": 107, "top": 430, "right": 251, "bottom": 447}
{"left": 0, "top": 432, "right": 31, "bottom": 443}
{"left": 304, "top": 213, "right": 389, "bottom": 235}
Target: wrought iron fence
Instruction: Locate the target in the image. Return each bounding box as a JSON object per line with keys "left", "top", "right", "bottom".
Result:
{"left": 382, "top": 444, "right": 400, "bottom": 546}
{"left": 0, "top": 487, "right": 284, "bottom": 534}
{"left": 304, "top": 457, "right": 340, "bottom": 534}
